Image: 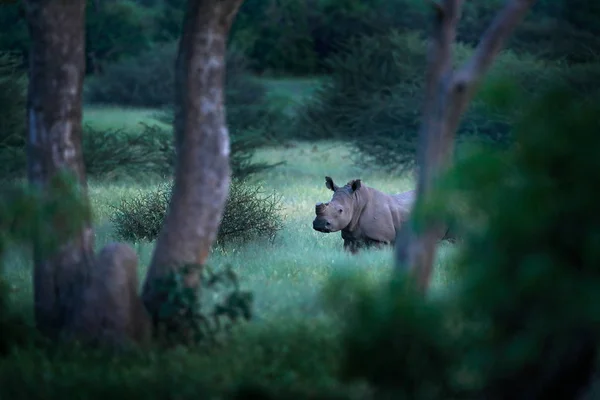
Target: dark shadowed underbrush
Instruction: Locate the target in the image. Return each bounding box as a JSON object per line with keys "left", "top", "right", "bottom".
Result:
{"left": 439, "top": 85, "right": 600, "bottom": 399}
{"left": 110, "top": 178, "right": 285, "bottom": 247}
{"left": 0, "top": 173, "right": 92, "bottom": 355}
{"left": 1, "top": 120, "right": 283, "bottom": 182}
{"left": 0, "top": 52, "right": 27, "bottom": 179}
{"left": 0, "top": 316, "right": 359, "bottom": 400}
{"left": 86, "top": 42, "right": 254, "bottom": 108}
{"left": 0, "top": 124, "right": 173, "bottom": 181}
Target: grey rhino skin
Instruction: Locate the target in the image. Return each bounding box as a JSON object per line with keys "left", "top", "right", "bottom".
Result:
{"left": 312, "top": 176, "right": 454, "bottom": 254}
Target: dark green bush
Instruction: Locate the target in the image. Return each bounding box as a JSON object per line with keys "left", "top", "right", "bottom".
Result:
{"left": 416, "top": 84, "right": 600, "bottom": 398}
{"left": 1, "top": 173, "right": 91, "bottom": 356}
{"left": 227, "top": 0, "right": 600, "bottom": 75}
{"left": 110, "top": 178, "right": 284, "bottom": 247}
{"left": 86, "top": 39, "right": 292, "bottom": 151}
{"left": 230, "top": 0, "right": 427, "bottom": 75}
{"left": 0, "top": 123, "right": 174, "bottom": 181}
{"left": 0, "top": 52, "right": 26, "bottom": 151}
{"left": 86, "top": 41, "right": 264, "bottom": 108}
{"left": 295, "top": 30, "right": 596, "bottom": 173}
{"left": 0, "top": 4, "right": 29, "bottom": 68}
{"left": 85, "top": 41, "right": 177, "bottom": 107}
{"left": 0, "top": 317, "right": 353, "bottom": 399}
{"left": 323, "top": 274, "right": 461, "bottom": 398}
{"left": 1, "top": 120, "right": 283, "bottom": 182}
{"left": 109, "top": 181, "right": 171, "bottom": 242}
{"left": 0, "top": 52, "right": 26, "bottom": 179}
{"left": 82, "top": 124, "right": 173, "bottom": 180}
{"left": 317, "top": 84, "right": 600, "bottom": 399}
{"left": 85, "top": 0, "right": 155, "bottom": 74}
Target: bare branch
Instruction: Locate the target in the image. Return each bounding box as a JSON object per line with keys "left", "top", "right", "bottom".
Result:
{"left": 444, "top": 0, "right": 537, "bottom": 152}
{"left": 395, "top": 0, "right": 463, "bottom": 280}
{"left": 394, "top": 0, "right": 537, "bottom": 292}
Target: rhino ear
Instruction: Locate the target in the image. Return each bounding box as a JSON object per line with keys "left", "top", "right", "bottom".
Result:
{"left": 325, "top": 176, "right": 338, "bottom": 191}
{"left": 350, "top": 179, "right": 362, "bottom": 192}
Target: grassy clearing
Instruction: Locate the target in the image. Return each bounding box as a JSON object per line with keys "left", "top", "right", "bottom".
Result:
{"left": 0, "top": 76, "right": 460, "bottom": 397}
{"left": 4, "top": 76, "right": 458, "bottom": 335}
{"left": 3, "top": 138, "right": 459, "bottom": 324}
{"left": 82, "top": 106, "right": 168, "bottom": 133}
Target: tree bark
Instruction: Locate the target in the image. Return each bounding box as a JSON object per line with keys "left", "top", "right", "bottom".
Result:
{"left": 142, "top": 0, "right": 244, "bottom": 321}
{"left": 23, "top": 0, "right": 95, "bottom": 339}
{"left": 394, "top": 0, "right": 537, "bottom": 292}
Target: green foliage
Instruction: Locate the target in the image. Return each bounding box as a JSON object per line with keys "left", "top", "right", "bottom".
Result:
{"left": 153, "top": 263, "right": 253, "bottom": 347}
{"left": 2, "top": 0, "right": 598, "bottom": 79}
{"left": 110, "top": 178, "right": 285, "bottom": 247}
{"left": 86, "top": 41, "right": 263, "bottom": 108}
{"left": 0, "top": 316, "right": 351, "bottom": 399}
{"left": 109, "top": 181, "right": 170, "bottom": 242}
{"left": 0, "top": 51, "right": 26, "bottom": 178}
{"left": 295, "top": 30, "right": 599, "bottom": 173}
{"left": 0, "top": 123, "right": 174, "bottom": 181}
{"left": 85, "top": 41, "right": 177, "bottom": 107}
{"left": 85, "top": 0, "right": 154, "bottom": 74}
{"left": 323, "top": 274, "right": 461, "bottom": 399}
{"left": 407, "top": 84, "right": 600, "bottom": 397}
{"left": 86, "top": 40, "right": 292, "bottom": 144}
{"left": 450, "top": 86, "right": 600, "bottom": 398}
{"left": 0, "top": 3, "right": 28, "bottom": 66}
{"left": 0, "top": 52, "right": 26, "bottom": 151}
{"left": 313, "top": 84, "right": 600, "bottom": 398}
{"left": 231, "top": 0, "right": 425, "bottom": 75}
{"left": 151, "top": 0, "right": 186, "bottom": 43}
{"left": 217, "top": 180, "right": 285, "bottom": 247}
{"left": 82, "top": 124, "right": 172, "bottom": 180}
{"left": 0, "top": 172, "right": 91, "bottom": 355}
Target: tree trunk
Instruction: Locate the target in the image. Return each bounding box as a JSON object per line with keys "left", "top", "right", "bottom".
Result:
{"left": 394, "top": 0, "right": 537, "bottom": 293}
{"left": 23, "top": 0, "right": 95, "bottom": 339}
{"left": 142, "top": 0, "right": 244, "bottom": 323}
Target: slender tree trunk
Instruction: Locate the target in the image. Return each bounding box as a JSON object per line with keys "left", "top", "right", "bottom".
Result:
{"left": 23, "top": 0, "right": 94, "bottom": 338}
{"left": 394, "top": 0, "right": 537, "bottom": 292}
{"left": 142, "top": 0, "right": 244, "bottom": 322}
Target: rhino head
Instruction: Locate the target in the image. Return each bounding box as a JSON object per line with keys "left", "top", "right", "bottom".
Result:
{"left": 312, "top": 176, "right": 362, "bottom": 233}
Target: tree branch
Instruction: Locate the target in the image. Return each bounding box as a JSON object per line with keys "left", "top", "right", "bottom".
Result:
{"left": 395, "top": 0, "right": 463, "bottom": 284}
{"left": 394, "top": 0, "right": 537, "bottom": 292}
{"left": 443, "top": 0, "right": 537, "bottom": 159}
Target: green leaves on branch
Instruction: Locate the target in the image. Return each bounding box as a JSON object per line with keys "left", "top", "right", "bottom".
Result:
{"left": 154, "top": 263, "right": 253, "bottom": 348}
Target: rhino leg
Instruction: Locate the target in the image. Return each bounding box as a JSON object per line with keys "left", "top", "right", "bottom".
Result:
{"left": 343, "top": 239, "right": 361, "bottom": 255}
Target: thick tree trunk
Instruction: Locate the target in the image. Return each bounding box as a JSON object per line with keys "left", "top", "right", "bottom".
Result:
{"left": 142, "top": 0, "right": 244, "bottom": 322}
{"left": 394, "top": 0, "right": 537, "bottom": 292}
{"left": 23, "top": 0, "right": 95, "bottom": 339}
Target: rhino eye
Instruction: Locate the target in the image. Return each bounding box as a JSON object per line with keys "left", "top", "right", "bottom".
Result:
{"left": 338, "top": 208, "right": 343, "bottom": 214}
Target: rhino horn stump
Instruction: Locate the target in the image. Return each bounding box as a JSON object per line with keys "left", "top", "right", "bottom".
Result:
{"left": 69, "top": 242, "right": 152, "bottom": 348}
{"left": 315, "top": 202, "right": 327, "bottom": 215}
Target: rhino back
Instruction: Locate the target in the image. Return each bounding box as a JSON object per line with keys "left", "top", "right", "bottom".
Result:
{"left": 350, "top": 187, "right": 404, "bottom": 243}
{"left": 392, "top": 189, "right": 416, "bottom": 213}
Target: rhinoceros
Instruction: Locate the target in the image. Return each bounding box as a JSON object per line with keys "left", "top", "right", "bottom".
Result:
{"left": 312, "top": 176, "right": 454, "bottom": 253}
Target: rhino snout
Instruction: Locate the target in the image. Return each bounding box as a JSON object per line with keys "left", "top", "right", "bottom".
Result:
{"left": 312, "top": 218, "right": 331, "bottom": 233}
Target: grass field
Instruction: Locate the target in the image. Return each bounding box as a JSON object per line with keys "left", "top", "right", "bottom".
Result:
{"left": 4, "top": 109, "right": 459, "bottom": 323}
{"left": 1, "top": 78, "right": 461, "bottom": 395}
